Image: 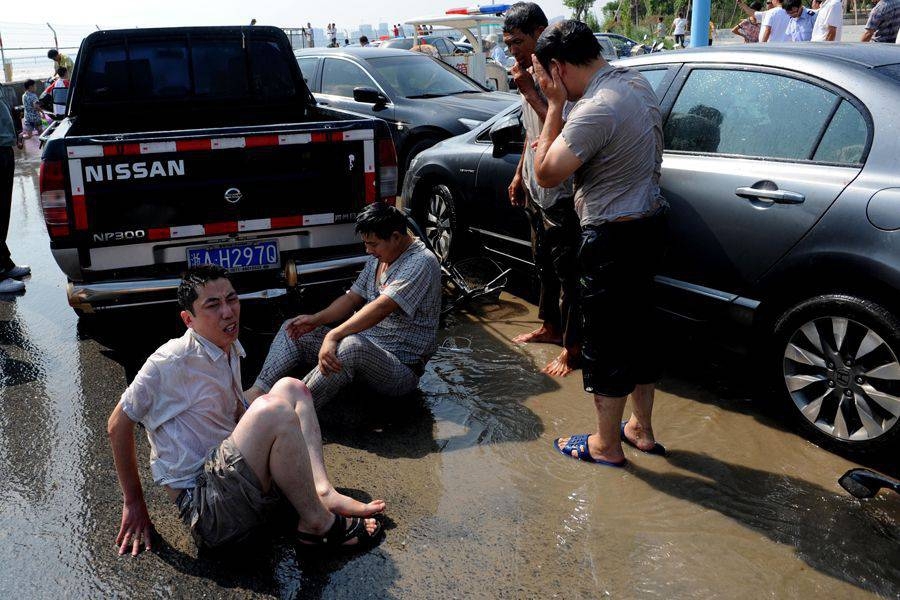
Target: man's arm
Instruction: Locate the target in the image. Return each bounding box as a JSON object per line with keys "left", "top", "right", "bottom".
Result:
{"left": 736, "top": 0, "right": 757, "bottom": 18}
{"left": 285, "top": 290, "right": 365, "bottom": 339}
{"left": 508, "top": 134, "right": 527, "bottom": 206}
{"left": 860, "top": 28, "right": 874, "bottom": 41}
{"left": 824, "top": 24, "right": 837, "bottom": 40}
{"left": 107, "top": 403, "right": 154, "bottom": 556}
{"left": 761, "top": 24, "right": 772, "bottom": 41}
{"left": 317, "top": 294, "right": 399, "bottom": 375}
{"left": 510, "top": 63, "right": 548, "bottom": 122}
{"left": 531, "top": 57, "right": 583, "bottom": 189}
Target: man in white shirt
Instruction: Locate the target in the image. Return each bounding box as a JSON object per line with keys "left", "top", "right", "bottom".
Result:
{"left": 812, "top": 0, "right": 844, "bottom": 40}
{"left": 737, "top": 0, "right": 790, "bottom": 41}
{"left": 108, "top": 265, "right": 383, "bottom": 554}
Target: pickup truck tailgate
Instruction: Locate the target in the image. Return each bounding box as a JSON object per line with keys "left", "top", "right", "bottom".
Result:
{"left": 65, "top": 125, "right": 377, "bottom": 238}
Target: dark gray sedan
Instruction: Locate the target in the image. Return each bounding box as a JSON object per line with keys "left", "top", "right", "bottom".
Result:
{"left": 400, "top": 44, "right": 900, "bottom": 455}
{"left": 295, "top": 47, "right": 517, "bottom": 175}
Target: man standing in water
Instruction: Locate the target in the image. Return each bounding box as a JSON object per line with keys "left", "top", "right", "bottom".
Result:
{"left": 532, "top": 21, "right": 668, "bottom": 466}
{"left": 108, "top": 265, "right": 383, "bottom": 553}
{"left": 503, "top": 2, "right": 581, "bottom": 377}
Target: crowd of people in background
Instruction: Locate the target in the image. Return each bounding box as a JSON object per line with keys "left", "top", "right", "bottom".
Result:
{"left": 730, "top": 0, "right": 900, "bottom": 43}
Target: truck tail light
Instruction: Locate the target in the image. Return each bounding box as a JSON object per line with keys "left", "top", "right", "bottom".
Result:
{"left": 377, "top": 135, "right": 398, "bottom": 204}
{"left": 39, "top": 160, "right": 71, "bottom": 238}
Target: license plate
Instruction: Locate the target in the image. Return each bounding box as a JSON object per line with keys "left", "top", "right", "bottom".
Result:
{"left": 187, "top": 240, "right": 279, "bottom": 273}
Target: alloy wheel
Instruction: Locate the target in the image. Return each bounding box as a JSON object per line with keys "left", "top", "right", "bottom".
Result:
{"left": 425, "top": 190, "right": 453, "bottom": 263}
{"left": 783, "top": 316, "right": 900, "bottom": 442}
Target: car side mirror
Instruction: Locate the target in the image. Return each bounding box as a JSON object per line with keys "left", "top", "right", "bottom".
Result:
{"left": 490, "top": 113, "right": 524, "bottom": 158}
{"left": 353, "top": 87, "right": 388, "bottom": 106}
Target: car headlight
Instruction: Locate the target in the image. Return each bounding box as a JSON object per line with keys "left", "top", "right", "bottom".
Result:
{"left": 458, "top": 118, "right": 483, "bottom": 130}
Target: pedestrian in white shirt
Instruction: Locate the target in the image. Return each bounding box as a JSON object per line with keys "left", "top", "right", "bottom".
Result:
{"left": 812, "top": 0, "right": 843, "bottom": 40}
{"left": 672, "top": 12, "right": 688, "bottom": 47}
{"left": 737, "top": 0, "right": 789, "bottom": 41}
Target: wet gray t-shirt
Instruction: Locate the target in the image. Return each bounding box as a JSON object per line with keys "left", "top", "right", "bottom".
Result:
{"left": 521, "top": 80, "right": 574, "bottom": 209}
{"left": 560, "top": 65, "right": 664, "bottom": 226}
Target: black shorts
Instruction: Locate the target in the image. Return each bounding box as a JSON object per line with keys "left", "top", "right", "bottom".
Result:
{"left": 578, "top": 211, "right": 666, "bottom": 397}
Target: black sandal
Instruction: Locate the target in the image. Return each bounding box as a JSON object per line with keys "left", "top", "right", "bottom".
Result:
{"left": 296, "top": 514, "right": 382, "bottom": 549}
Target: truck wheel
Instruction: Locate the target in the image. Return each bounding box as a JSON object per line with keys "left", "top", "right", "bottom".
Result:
{"left": 423, "top": 183, "right": 459, "bottom": 264}
{"left": 772, "top": 294, "right": 900, "bottom": 455}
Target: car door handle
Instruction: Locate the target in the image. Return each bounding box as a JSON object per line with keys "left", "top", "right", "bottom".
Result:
{"left": 735, "top": 187, "right": 805, "bottom": 204}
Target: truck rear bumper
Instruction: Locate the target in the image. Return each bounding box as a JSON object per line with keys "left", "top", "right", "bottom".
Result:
{"left": 68, "top": 254, "right": 369, "bottom": 313}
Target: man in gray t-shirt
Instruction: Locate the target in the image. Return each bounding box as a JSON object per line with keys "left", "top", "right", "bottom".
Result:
{"left": 532, "top": 20, "right": 668, "bottom": 469}
{"left": 503, "top": 2, "right": 581, "bottom": 377}
{"left": 247, "top": 203, "right": 441, "bottom": 407}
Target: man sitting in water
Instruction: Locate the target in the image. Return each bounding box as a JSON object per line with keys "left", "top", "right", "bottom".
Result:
{"left": 245, "top": 202, "right": 441, "bottom": 407}
{"left": 107, "top": 265, "right": 383, "bottom": 554}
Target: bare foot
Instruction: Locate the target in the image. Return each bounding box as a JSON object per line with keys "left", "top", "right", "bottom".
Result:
{"left": 622, "top": 419, "right": 659, "bottom": 453}
{"left": 541, "top": 348, "right": 579, "bottom": 377}
{"left": 297, "top": 514, "right": 380, "bottom": 546}
{"left": 320, "top": 487, "right": 385, "bottom": 517}
{"left": 555, "top": 434, "right": 625, "bottom": 464}
{"left": 512, "top": 324, "right": 562, "bottom": 345}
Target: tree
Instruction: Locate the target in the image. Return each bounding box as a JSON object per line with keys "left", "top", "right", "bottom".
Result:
{"left": 564, "top": 0, "right": 597, "bottom": 21}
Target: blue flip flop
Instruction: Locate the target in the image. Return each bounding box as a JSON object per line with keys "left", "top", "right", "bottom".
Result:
{"left": 620, "top": 421, "right": 667, "bottom": 456}
{"left": 554, "top": 433, "right": 627, "bottom": 468}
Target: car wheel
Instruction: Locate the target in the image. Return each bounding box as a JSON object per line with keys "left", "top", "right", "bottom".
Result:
{"left": 423, "top": 183, "right": 458, "bottom": 264}
{"left": 773, "top": 294, "right": 900, "bottom": 454}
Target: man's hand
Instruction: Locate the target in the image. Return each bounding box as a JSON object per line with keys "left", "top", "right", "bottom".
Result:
{"left": 508, "top": 170, "right": 525, "bottom": 206}
{"left": 286, "top": 314, "right": 318, "bottom": 339}
{"left": 116, "top": 498, "right": 154, "bottom": 556}
{"left": 531, "top": 55, "right": 567, "bottom": 109}
{"left": 510, "top": 62, "right": 536, "bottom": 98}
{"left": 318, "top": 334, "right": 342, "bottom": 376}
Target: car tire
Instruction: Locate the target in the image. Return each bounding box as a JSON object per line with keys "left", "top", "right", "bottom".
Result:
{"left": 422, "top": 183, "right": 459, "bottom": 264}
{"left": 772, "top": 294, "right": 900, "bottom": 455}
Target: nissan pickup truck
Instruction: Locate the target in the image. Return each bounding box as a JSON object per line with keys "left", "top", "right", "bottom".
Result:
{"left": 39, "top": 26, "right": 398, "bottom": 314}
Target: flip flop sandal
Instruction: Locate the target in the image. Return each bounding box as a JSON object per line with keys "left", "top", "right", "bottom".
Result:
{"left": 553, "top": 433, "right": 627, "bottom": 468}
{"left": 296, "top": 513, "right": 383, "bottom": 551}
{"left": 620, "top": 421, "right": 668, "bottom": 456}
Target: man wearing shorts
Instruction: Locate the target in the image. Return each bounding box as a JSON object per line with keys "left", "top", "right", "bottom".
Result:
{"left": 107, "top": 265, "right": 383, "bottom": 554}
{"left": 244, "top": 202, "right": 441, "bottom": 407}
{"left": 532, "top": 21, "right": 668, "bottom": 467}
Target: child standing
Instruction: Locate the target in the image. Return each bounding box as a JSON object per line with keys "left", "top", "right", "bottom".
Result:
{"left": 21, "top": 80, "right": 43, "bottom": 139}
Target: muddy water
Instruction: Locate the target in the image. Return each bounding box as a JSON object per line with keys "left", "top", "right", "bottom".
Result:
{"left": 0, "top": 143, "right": 897, "bottom": 599}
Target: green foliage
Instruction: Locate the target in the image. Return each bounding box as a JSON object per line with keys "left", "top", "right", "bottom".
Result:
{"left": 585, "top": 10, "right": 601, "bottom": 31}
{"left": 599, "top": 0, "right": 746, "bottom": 31}
{"left": 564, "top": 0, "right": 597, "bottom": 21}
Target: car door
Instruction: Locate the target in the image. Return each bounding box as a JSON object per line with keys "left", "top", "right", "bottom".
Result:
{"left": 318, "top": 57, "right": 396, "bottom": 122}
{"left": 656, "top": 66, "right": 868, "bottom": 320}
{"left": 473, "top": 107, "right": 533, "bottom": 265}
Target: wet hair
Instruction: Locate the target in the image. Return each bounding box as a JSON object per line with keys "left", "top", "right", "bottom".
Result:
{"left": 534, "top": 20, "right": 601, "bottom": 71}
{"left": 355, "top": 202, "right": 408, "bottom": 240}
{"left": 56, "top": 66, "right": 67, "bottom": 77}
{"left": 177, "top": 264, "right": 231, "bottom": 313}
{"left": 47, "top": 49, "right": 59, "bottom": 59}
{"left": 24, "top": 79, "right": 35, "bottom": 89}
{"left": 502, "top": 2, "right": 548, "bottom": 36}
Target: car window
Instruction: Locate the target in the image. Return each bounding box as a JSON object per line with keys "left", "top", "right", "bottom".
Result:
{"left": 636, "top": 68, "right": 669, "bottom": 98}
{"left": 665, "top": 69, "right": 837, "bottom": 160}
{"left": 813, "top": 100, "right": 867, "bottom": 165}
{"left": 297, "top": 57, "right": 318, "bottom": 86}
{"left": 321, "top": 58, "right": 371, "bottom": 97}
{"left": 435, "top": 39, "right": 451, "bottom": 54}
{"left": 367, "top": 55, "right": 483, "bottom": 97}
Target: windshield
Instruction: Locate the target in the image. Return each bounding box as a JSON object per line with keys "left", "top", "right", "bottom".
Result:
{"left": 368, "top": 55, "right": 484, "bottom": 98}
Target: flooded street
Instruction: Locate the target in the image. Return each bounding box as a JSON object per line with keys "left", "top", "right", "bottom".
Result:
{"left": 1, "top": 143, "right": 898, "bottom": 599}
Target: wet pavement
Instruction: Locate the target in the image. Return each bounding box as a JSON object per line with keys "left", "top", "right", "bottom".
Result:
{"left": 1, "top": 141, "right": 898, "bottom": 599}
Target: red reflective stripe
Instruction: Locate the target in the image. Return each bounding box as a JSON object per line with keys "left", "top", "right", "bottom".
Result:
{"left": 176, "top": 139, "right": 212, "bottom": 152}
{"left": 49, "top": 225, "right": 70, "bottom": 237}
{"left": 103, "top": 143, "right": 141, "bottom": 156}
{"left": 148, "top": 228, "right": 170, "bottom": 240}
{"left": 365, "top": 172, "right": 376, "bottom": 203}
{"left": 271, "top": 215, "right": 303, "bottom": 228}
{"left": 311, "top": 132, "right": 329, "bottom": 143}
{"left": 246, "top": 135, "right": 279, "bottom": 148}
{"left": 204, "top": 221, "right": 238, "bottom": 235}
{"left": 72, "top": 195, "right": 88, "bottom": 229}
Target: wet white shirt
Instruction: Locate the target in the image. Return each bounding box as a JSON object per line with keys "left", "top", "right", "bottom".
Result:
{"left": 120, "top": 329, "right": 246, "bottom": 489}
{"left": 812, "top": 0, "right": 843, "bottom": 40}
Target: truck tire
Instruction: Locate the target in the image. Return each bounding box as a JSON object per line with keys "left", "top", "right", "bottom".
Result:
{"left": 772, "top": 294, "right": 900, "bottom": 455}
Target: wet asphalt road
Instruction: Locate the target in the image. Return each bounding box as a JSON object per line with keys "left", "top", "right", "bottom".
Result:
{"left": 1, "top": 142, "right": 898, "bottom": 599}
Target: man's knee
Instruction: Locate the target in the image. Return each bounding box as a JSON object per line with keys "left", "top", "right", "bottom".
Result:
{"left": 336, "top": 336, "right": 366, "bottom": 364}
{"left": 247, "top": 391, "right": 300, "bottom": 430}
{"left": 269, "top": 377, "right": 313, "bottom": 407}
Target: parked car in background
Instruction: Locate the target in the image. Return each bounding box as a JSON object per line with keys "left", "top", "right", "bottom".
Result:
{"left": 596, "top": 32, "right": 651, "bottom": 57}
{"left": 593, "top": 34, "right": 619, "bottom": 61}
{"left": 380, "top": 35, "right": 465, "bottom": 55}
{"left": 296, "top": 47, "right": 517, "bottom": 175}
{"left": 400, "top": 44, "right": 900, "bottom": 456}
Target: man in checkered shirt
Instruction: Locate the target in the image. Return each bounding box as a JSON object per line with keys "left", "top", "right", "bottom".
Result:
{"left": 245, "top": 202, "right": 441, "bottom": 407}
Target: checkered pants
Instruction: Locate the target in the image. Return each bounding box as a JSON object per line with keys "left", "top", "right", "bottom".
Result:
{"left": 253, "top": 322, "right": 420, "bottom": 406}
